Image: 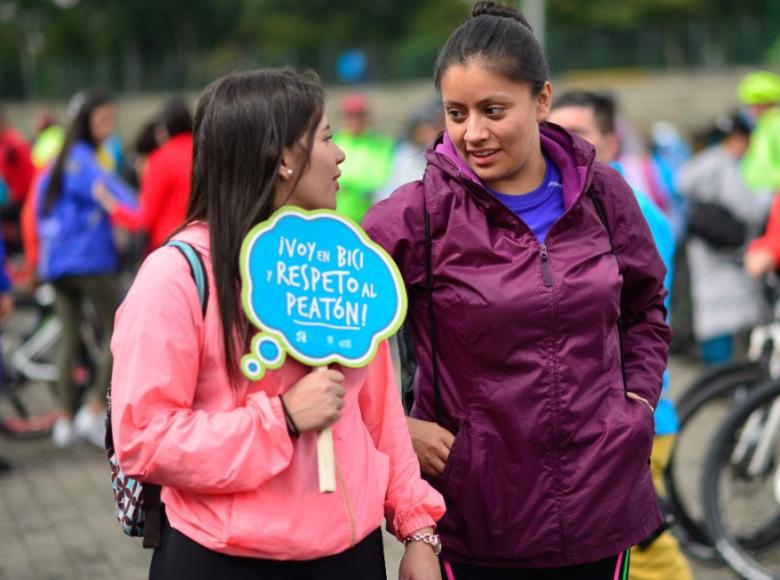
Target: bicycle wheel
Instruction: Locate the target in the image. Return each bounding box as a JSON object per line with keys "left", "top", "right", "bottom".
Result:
{"left": 0, "top": 310, "right": 61, "bottom": 439}
{"left": 676, "top": 361, "right": 765, "bottom": 418}
{"left": 702, "top": 379, "right": 780, "bottom": 579}
{"left": 666, "top": 362, "right": 767, "bottom": 562}
{"left": 0, "top": 378, "right": 59, "bottom": 439}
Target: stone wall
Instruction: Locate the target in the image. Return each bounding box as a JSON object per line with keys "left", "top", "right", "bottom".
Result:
{"left": 2, "top": 66, "right": 773, "bottom": 145}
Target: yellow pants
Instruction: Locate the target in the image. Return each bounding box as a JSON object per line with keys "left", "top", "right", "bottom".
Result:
{"left": 629, "top": 435, "right": 695, "bottom": 580}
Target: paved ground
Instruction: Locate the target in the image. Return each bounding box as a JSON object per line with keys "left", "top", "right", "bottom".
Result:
{"left": 0, "top": 356, "right": 740, "bottom": 579}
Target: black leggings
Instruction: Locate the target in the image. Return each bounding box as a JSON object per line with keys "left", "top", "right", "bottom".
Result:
{"left": 149, "top": 513, "right": 387, "bottom": 580}
{"left": 441, "top": 550, "right": 629, "bottom": 580}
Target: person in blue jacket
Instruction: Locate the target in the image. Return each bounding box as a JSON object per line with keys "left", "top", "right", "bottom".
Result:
{"left": 548, "top": 91, "right": 693, "bottom": 580}
{"left": 36, "top": 89, "right": 137, "bottom": 449}
{"left": 0, "top": 232, "right": 14, "bottom": 473}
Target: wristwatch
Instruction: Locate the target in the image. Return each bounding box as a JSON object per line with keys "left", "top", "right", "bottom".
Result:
{"left": 404, "top": 532, "right": 442, "bottom": 555}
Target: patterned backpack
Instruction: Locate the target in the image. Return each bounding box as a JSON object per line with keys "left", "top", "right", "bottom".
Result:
{"left": 106, "top": 240, "right": 208, "bottom": 548}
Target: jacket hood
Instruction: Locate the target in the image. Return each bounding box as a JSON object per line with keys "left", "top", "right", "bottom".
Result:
{"left": 429, "top": 122, "right": 597, "bottom": 210}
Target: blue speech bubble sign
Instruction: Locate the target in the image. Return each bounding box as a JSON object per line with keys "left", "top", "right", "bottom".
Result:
{"left": 239, "top": 207, "right": 407, "bottom": 379}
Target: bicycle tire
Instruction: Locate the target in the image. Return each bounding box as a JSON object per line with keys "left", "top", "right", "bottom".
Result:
{"left": 702, "top": 378, "right": 780, "bottom": 580}
{"left": 665, "top": 362, "right": 767, "bottom": 562}
{"left": 0, "top": 378, "right": 59, "bottom": 439}
{"left": 676, "top": 361, "right": 764, "bottom": 418}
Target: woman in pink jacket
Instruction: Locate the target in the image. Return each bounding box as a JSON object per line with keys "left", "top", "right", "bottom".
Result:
{"left": 110, "top": 69, "right": 445, "bottom": 580}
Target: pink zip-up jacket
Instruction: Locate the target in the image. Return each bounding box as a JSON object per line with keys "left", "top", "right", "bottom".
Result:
{"left": 110, "top": 223, "right": 444, "bottom": 559}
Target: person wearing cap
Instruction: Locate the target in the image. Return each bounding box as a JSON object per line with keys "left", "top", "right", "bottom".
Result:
{"left": 745, "top": 87, "right": 780, "bottom": 277}
{"left": 738, "top": 70, "right": 780, "bottom": 192}
{"left": 332, "top": 94, "right": 395, "bottom": 223}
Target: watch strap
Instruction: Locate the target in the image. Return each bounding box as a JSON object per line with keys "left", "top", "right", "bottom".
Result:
{"left": 403, "top": 532, "right": 441, "bottom": 555}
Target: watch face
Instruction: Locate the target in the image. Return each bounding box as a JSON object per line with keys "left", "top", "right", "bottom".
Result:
{"left": 433, "top": 537, "right": 442, "bottom": 555}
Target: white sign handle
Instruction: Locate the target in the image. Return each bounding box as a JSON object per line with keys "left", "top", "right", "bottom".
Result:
{"left": 315, "top": 365, "right": 336, "bottom": 493}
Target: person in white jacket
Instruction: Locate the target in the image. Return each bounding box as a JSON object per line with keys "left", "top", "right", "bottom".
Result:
{"left": 678, "top": 112, "right": 772, "bottom": 363}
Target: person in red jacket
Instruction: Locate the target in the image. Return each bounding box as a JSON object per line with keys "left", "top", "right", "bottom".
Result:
{"left": 94, "top": 98, "right": 192, "bottom": 253}
{"left": 0, "top": 108, "right": 34, "bottom": 204}
{"left": 746, "top": 194, "right": 780, "bottom": 277}
{"left": 0, "top": 108, "right": 35, "bottom": 257}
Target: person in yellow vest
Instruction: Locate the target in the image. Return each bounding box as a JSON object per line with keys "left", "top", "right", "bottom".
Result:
{"left": 31, "top": 103, "right": 121, "bottom": 176}
{"left": 31, "top": 111, "right": 65, "bottom": 170}
{"left": 738, "top": 70, "right": 780, "bottom": 193}
{"left": 332, "top": 94, "right": 394, "bottom": 223}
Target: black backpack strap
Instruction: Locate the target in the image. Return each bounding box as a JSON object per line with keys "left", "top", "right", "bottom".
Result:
{"left": 397, "top": 192, "right": 441, "bottom": 421}
{"left": 141, "top": 485, "right": 162, "bottom": 549}
{"left": 422, "top": 194, "right": 442, "bottom": 423}
{"left": 141, "top": 241, "right": 209, "bottom": 549}
{"left": 398, "top": 323, "right": 417, "bottom": 414}
{"left": 587, "top": 187, "right": 628, "bottom": 392}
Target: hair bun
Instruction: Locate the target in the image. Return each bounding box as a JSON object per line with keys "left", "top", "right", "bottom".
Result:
{"left": 471, "top": 1, "right": 533, "bottom": 30}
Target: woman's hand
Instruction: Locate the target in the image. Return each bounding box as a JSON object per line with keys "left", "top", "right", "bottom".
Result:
{"left": 281, "top": 369, "right": 345, "bottom": 432}
{"left": 626, "top": 391, "right": 654, "bottom": 414}
{"left": 407, "top": 417, "right": 454, "bottom": 477}
{"left": 92, "top": 180, "right": 116, "bottom": 212}
{"left": 399, "top": 537, "right": 442, "bottom": 580}
{"left": 745, "top": 249, "right": 776, "bottom": 278}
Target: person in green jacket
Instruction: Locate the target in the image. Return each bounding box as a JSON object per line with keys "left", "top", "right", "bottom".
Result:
{"left": 738, "top": 70, "right": 780, "bottom": 192}
{"left": 332, "top": 94, "right": 395, "bottom": 223}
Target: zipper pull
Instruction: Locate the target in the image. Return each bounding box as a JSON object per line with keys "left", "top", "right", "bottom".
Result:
{"left": 540, "top": 244, "right": 553, "bottom": 287}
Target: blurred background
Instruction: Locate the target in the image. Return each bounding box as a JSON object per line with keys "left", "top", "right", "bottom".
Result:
{"left": 3, "top": 2, "right": 780, "bottom": 579}
{"left": 1, "top": 0, "right": 779, "bottom": 134}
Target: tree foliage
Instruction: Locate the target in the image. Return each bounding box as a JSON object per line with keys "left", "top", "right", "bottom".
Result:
{"left": 0, "top": 0, "right": 776, "bottom": 98}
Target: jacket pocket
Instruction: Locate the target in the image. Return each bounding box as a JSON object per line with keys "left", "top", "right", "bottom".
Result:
{"left": 440, "top": 419, "right": 470, "bottom": 503}
{"left": 626, "top": 392, "right": 655, "bottom": 430}
{"left": 624, "top": 392, "right": 655, "bottom": 460}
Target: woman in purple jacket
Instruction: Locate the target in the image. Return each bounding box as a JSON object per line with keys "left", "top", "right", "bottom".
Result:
{"left": 363, "top": 3, "right": 671, "bottom": 579}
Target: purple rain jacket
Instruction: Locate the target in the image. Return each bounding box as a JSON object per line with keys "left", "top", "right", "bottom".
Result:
{"left": 362, "top": 123, "right": 671, "bottom": 568}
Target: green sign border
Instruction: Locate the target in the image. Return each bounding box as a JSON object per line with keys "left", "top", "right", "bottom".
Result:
{"left": 239, "top": 206, "right": 408, "bottom": 371}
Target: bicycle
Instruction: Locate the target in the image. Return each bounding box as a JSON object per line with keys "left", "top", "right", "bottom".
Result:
{"left": 666, "top": 360, "right": 768, "bottom": 561}
{"left": 665, "top": 279, "right": 778, "bottom": 562}
{"left": 702, "top": 377, "right": 780, "bottom": 579}
{"left": 0, "top": 285, "right": 96, "bottom": 439}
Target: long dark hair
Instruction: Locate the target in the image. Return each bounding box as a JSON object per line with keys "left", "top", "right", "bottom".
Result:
{"left": 42, "top": 89, "right": 112, "bottom": 214}
{"left": 434, "top": 1, "right": 549, "bottom": 96}
{"left": 185, "top": 68, "right": 324, "bottom": 381}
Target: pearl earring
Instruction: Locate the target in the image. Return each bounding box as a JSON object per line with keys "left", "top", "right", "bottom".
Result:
{"left": 287, "top": 169, "right": 293, "bottom": 175}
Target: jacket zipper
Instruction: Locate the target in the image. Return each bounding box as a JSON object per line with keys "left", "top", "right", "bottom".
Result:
{"left": 541, "top": 243, "right": 568, "bottom": 553}
{"left": 539, "top": 244, "right": 553, "bottom": 287}
{"left": 335, "top": 458, "right": 358, "bottom": 547}
{"left": 537, "top": 241, "right": 568, "bottom": 551}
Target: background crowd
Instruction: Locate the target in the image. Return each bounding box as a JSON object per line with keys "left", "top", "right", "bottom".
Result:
{"left": 1, "top": 3, "right": 780, "bottom": 579}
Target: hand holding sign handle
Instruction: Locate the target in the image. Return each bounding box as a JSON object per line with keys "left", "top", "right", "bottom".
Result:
{"left": 278, "top": 364, "right": 343, "bottom": 492}
{"left": 315, "top": 366, "right": 336, "bottom": 493}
